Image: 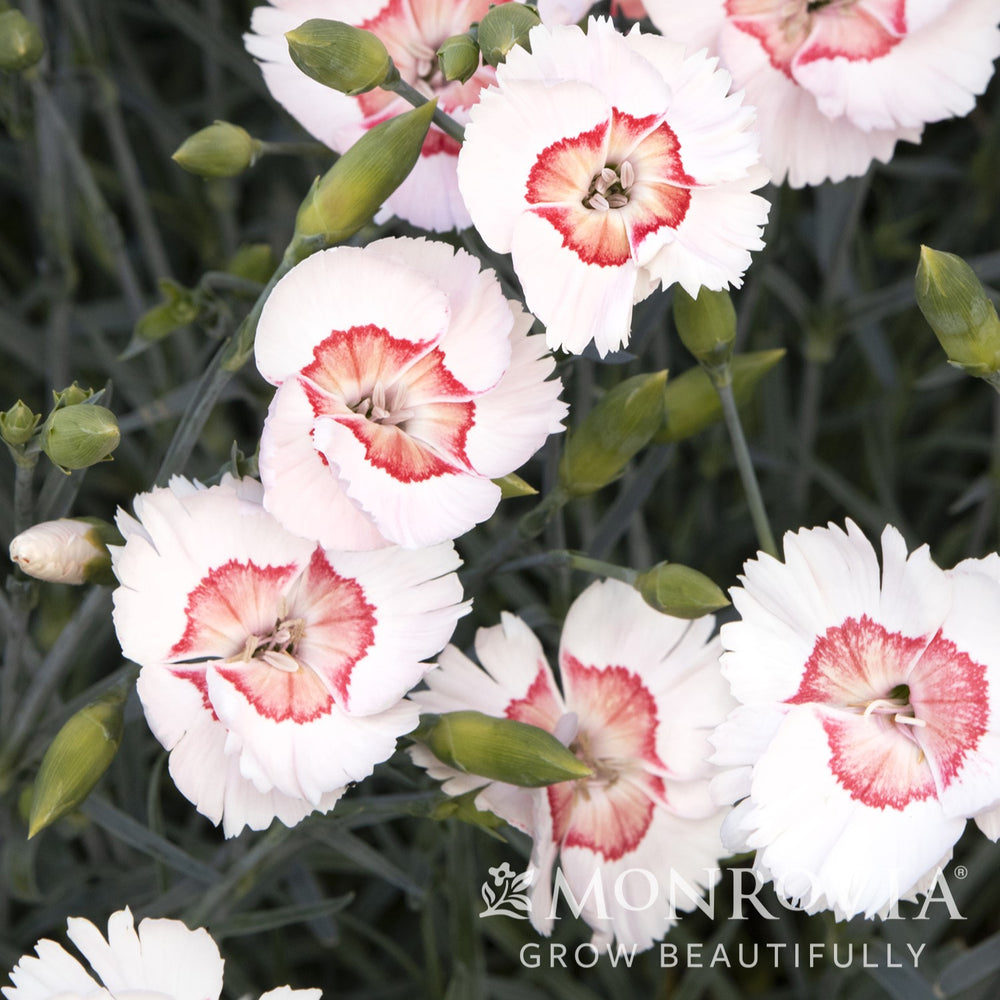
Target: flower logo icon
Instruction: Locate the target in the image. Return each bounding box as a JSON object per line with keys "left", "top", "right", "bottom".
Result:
{"left": 480, "top": 864, "right": 533, "bottom": 918}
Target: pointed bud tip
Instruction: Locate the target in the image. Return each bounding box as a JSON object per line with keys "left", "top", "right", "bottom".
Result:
{"left": 635, "top": 562, "right": 729, "bottom": 619}
{"left": 172, "top": 121, "right": 257, "bottom": 178}
{"left": 0, "top": 10, "right": 44, "bottom": 72}
{"left": 286, "top": 19, "right": 393, "bottom": 95}
{"left": 41, "top": 404, "right": 120, "bottom": 471}
{"left": 673, "top": 286, "right": 737, "bottom": 371}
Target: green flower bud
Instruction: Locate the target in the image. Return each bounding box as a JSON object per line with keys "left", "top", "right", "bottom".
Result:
{"left": 477, "top": 3, "right": 540, "bottom": 67}
{"left": 916, "top": 245, "right": 1000, "bottom": 379}
{"left": 294, "top": 99, "right": 436, "bottom": 243}
{"left": 635, "top": 561, "right": 730, "bottom": 618}
{"left": 172, "top": 121, "right": 259, "bottom": 178}
{"left": 132, "top": 278, "right": 200, "bottom": 347}
{"left": 559, "top": 370, "right": 668, "bottom": 497}
{"left": 673, "top": 286, "right": 737, "bottom": 371}
{"left": 285, "top": 19, "right": 394, "bottom": 96}
{"left": 0, "top": 10, "right": 44, "bottom": 72}
{"left": 41, "top": 404, "right": 120, "bottom": 472}
{"left": 29, "top": 682, "right": 128, "bottom": 837}
{"left": 412, "top": 710, "right": 593, "bottom": 787}
{"left": 0, "top": 399, "right": 40, "bottom": 445}
{"left": 227, "top": 243, "right": 276, "bottom": 284}
{"left": 10, "top": 517, "right": 119, "bottom": 586}
{"left": 656, "top": 349, "right": 785, "bottom": 444}
{"left": 51, "top": 383, "right": 94, "bottom": 409}
{"left": 437, "top": 33, "right": 480, "bottom": 84}
{"left": 494, "top": 472, "right": 538, "bottom": 498}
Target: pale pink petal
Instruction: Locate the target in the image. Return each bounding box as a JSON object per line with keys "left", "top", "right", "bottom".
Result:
{"left": 259, "top": 989, "right": 323, "bottom": 1000}
{"left": 510, "top": 210, "right": 639, "bottom": 355}
{"left": 66, "top": 911, "right": 223, "bottom": 1000}
{"left": 975, "top": 801, "right": 1000, "bottom": 841}
{"left": 312, "top": 416, "right": 501, "bottom": 548}
{"left": 258, "top": 380, "right": 390, "bottom": 551}
{"left": 3, "top": 939, "right": 101, "bottom": 1000}
{"left": 742, "top": 705, "right": 966, "bottom": 917}
{"left": 793, "top": 0, "right": 1000, "bottom": 131}
{"left": 254, "top": 246, "right": 450, "bottom": 386}
{"left": 462, "top": 305, "right": 567, "bottom": 477}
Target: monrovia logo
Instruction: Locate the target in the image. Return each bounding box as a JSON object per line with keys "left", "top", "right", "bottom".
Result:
{"left": 480, "top": 864, "right": 965, "bottom": 924}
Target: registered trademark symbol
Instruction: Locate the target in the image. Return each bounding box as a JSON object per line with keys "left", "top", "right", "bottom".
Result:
{"left": 954, "top": 865, "right": 968, "bottom": 879}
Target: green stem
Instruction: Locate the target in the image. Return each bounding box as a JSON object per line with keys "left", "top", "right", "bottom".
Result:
{"left": 713, "top": 369, "right": 779, "bottom": 558}
{"left": 382, "top": 76, "right": 466, "bottom": 143}
{"left": 504, "top": 548, "right": 639, "bottom": 585}
{"left": 257, "top": 139, "right": 330, "bottom": 159}
{"left": 13, "top": 455, "right": 37, "bottom": 535}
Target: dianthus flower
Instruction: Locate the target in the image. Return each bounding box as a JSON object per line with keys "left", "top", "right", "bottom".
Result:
{"left": 715, "top": 521, "right": 1000, "bottom": 917}
{"left": 112, "top": 475, "right": 466, "bottom": 837}
{"left": 458, "top": 16, "right": 769, "bottom": 356}
{"left": 644, "top": 0, "right": 1000, "bottom": 186}
{"left": 255, "top": 238, "right": 566, "bottom": 551}
{"left": 411, "top": 579, "right": 734, "bottom": 950}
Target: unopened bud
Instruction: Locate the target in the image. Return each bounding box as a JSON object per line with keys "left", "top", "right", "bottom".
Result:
{"left": 132, "top": 279, "right": 200, "bottom": 346}
{"left": 0, "top": 399, "right": 40, "bottom": 446}
{"left": 28, "top": 682, "right": 128, "bottom": 837}
{"left": 673, "top": 286, "right": 737, "bottom": 371}
{"left": 411, "top": 710, "right": 593, "bottom": 787}
{"left": 227, "top": 243, "right": 275, "bottom": 284}
{"left": 294, "top": 99, "right": 436, "bottom": 243}
{"left": 437, "top": 33, "right": 480, "bottom": 84}
{"left": 559, "top": 370, "right": 667, "bottom": 496}
{"left": 52, "top": 383, "right": 94, "bottom": 409}
{"left": 656, "top": 349, "right": 785, "bottom": 444}
{"left": 0, "top": 10, "right": 44, "bottom": 72}
{"left": 172, "top": 121, "right": 259, "bottom": 178}
{"left": 477, "top": 3, "right": 540, "bottom": 67}
{"left": 285, "top": 19, "right": 394, "bottom": 96}
{"left": 10, "top": 518, "right": 119, "bottom": 586}
{"left": 916, "top": 246, "right": 1000, "bottom": 378}
{"left": 635, "top": 562, "right": 729, "bottom": 618}
{"left": 41, "top": 404, "right": 120, "bottom": 472}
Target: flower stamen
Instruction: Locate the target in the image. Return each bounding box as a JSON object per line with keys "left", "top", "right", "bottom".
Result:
{"left": 583, "top": 160, "right": 635, "bottom": 212}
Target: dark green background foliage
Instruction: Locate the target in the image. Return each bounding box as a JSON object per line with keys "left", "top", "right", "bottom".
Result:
{"left": 1, "top": 2, "right": 999, "bottom": 997}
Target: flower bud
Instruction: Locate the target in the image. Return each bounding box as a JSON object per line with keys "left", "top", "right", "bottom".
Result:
{"left": 411, "top": 710, "right": 593, "bottom": 787}
{"left": 227, "top": 243, "right": 276, "bottom": 284}
{"left": 673, "top": 286, "right": 737, "bottom": 371}
{"left": 172, "top": 121, "right": 259, "bottom": 178}
{"left": 477, "top": 3, "right": 541, "bottom": 67}
{"left": 437, "top": 33, "right": 480, "bottom": 84}
{"left": 635, "top": 562, "right": 729, "bottom": 618}
{"left": 52, "top": 383, "right": 94, "bottom": 409}
{"left": 294, "top": 99, "right": 436, "bottom": 243}
{"left": 559, "top": 370, "right": 667, "bottom": 497}
{"left": 285, "top": 19, "right": 394, "bottom": 95}
{"left": 10, "top": 517, "right": 119, "bottom": 586}
{"left": 916, "top": 246, "right": 1000, "bottom": 378}
{"left": 132, "top": 278, "right": 200, "bottom": 347}
{"left": 41, "top": 404, "right": 120, "bottom": 472}
{"left": 0, "top": 399, "right": 40, "bottom": 446}
{"left": 0, "top": 10, "right": 44, "bottom": 72}
{"left": 656, "top": 349, "right": 785, "bottom": 444}
{"left": 28, "top": 682, "right": 128, "bottom": 838}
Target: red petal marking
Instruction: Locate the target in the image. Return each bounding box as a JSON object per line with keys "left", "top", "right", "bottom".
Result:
{"left": 169, "top": 666, "right": 218, "bottom": 721}
{"left": 399, "top": 346, "right": 476, "bottom": 405}
{"left": 787, "top": 614, "right": 925, "bottom": 707}
{"left": 289, "top": 547, "right": 377, "bottom": 705}
{"left": 527, "top": 120, "right": 610, "bottom": 206}
{"left": 547, "top": 770, "right": 664, "bottom": 862}
{"left": 530, "top": 204, "right": 631, "bottom": 267}
{"left": 214, "top": 659, "right": 334, "bottom": 724}
{"left": 331, "top": 413, "right": 469, "bottom": 482}
{"left": 726, "top": 0, "right": 903, "bottom": 78}
{"left": 789, "top": 616, "right": 989, "bottom": 809}
{"left": 822, "top": 711, "right": 935, "bottom": 809}
{"left": 625, "top": 181, "right": 691, "bottom": 254}
{"left": 400, "top": 401, "right": 476, "bottom": 469}
{"left": 560, "top": 654, "right": 666, "bottom": 769}
{"left": 169, "top": 559, "right": 299, "bottom": 660}
{"left": 505, "top": 662, "right": 565, "bottom": 732}
{"left": 421, "top": 129, "right": 462, "bottom": 158}
{"left": 907, "top": 630, "right": 988, "bottom": 790}
{"left": 624, "top": 115, "right": 696, "bottom": 187}
{"left": 300, "top": 324, "right": 432, "bottom": 417}
{"left": 796, "top": 4, "right": 901, "bottom": 66}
